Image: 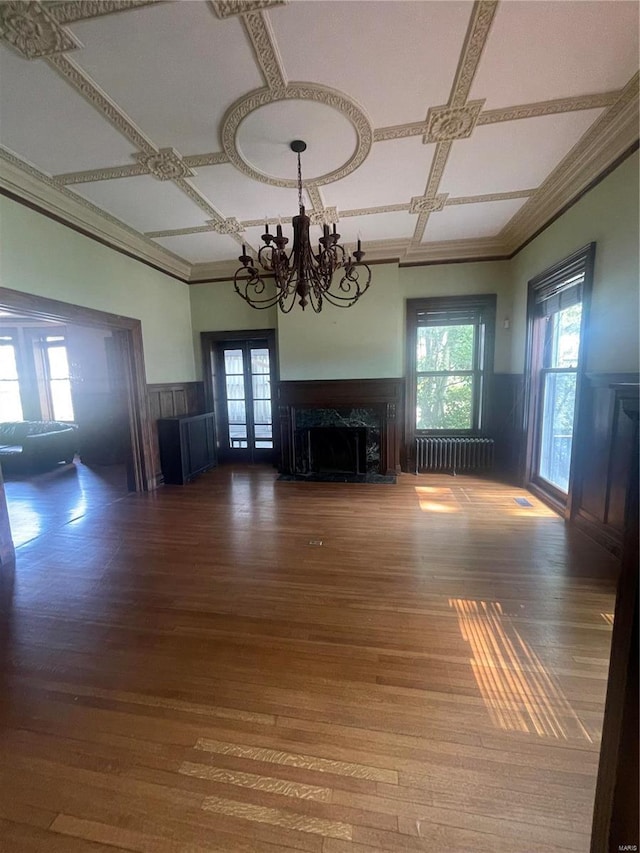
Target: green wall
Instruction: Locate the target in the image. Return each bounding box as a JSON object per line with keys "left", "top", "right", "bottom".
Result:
{"left": 188, "top": 260, "right": 513, "bottom": 380}
{"left": 0, "top": 196, "right": 196, "bottom": 384}
{"left": 510, "top": 151, "right": 639, "bottom": 374}
{"left": 189, "top": 280, "right": 277, "bottom": 380}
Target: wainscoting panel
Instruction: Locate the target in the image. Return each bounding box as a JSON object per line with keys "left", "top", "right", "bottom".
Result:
{"left": 574, "top": 374, "right": 639, "bottom": 554}
{"left": 147, "top": 382, "right": 205, "bottom": 485}
{"left": 486, "top": 373, "right": 525, "bottom": 482}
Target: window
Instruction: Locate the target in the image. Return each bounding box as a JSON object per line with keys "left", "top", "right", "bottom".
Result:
{"left": 525, "top": 244, "right": 594, "bottom": 506}
{"left": 407, "top": 296, "right": 496, "bottom": 433}
{"left": 0, "top": 333, "right": 24, "bottom": 420}
{"left": 39, "top": 335, "right": 75, "bottom": 421}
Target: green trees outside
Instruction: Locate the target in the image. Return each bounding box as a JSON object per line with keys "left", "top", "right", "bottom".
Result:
{"left": 416, "top": 324, "right": 474, "bottom": 430}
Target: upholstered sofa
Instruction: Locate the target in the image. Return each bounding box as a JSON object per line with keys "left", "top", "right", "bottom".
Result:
{"left": 0, "top": 421, "right": 79, "bottom": 473}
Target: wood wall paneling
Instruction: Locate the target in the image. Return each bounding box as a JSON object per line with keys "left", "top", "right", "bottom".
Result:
{"left": 486, "top": 373, "right": 525, "bottom": 482}
{"left": 573, "top": 375, "right": 640, "bottom": 555}
{"left": 590, "top": 389, "right": 639, "bottom": 852}
{"left": 147, "top": 383, "right": 205, "bottom": 484}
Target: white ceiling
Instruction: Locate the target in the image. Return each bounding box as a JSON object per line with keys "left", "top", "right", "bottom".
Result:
{"left": 0, "top": 0, "right": 638, "bottom": 281}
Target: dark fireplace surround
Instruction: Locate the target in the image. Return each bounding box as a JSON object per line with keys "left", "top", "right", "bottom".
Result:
{"left": 277, "top": 379, "right": 404, "bottom": 477}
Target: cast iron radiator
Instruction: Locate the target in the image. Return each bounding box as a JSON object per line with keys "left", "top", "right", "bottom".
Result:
{"left": 415, "top": 437, "right": 494, "bottom": 475}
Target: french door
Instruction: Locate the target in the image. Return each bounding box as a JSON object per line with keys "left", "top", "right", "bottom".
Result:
{"left": 210, "top": 333, "right": 277, "bottom": 465}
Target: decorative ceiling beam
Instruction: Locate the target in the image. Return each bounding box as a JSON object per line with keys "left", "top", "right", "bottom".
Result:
{"left": 0, "top": 1, "right": 81, "bottom": 59}
{"left": 410, "top": 1, "right": 497, "bottom": 245}
{"left": 445, "top": 189, "right": 535, "bottom": 205}
{"left": 0, "top": 0, "right": 161, "bottom": 59}
{"left": 46, "top": 53, "right": 158, "bottom": 154}
{"left": 477, "top": 91, "right": 619, "bottom": 125}
{"left": 373, "top": 91, "right": 623, "bottom": 143}
{"left": 411, "top": 140, "right": 453, "bottom": 242}
{"left": 56, "top": 164, "right": 149, "bottom": 185}
{"left": 243, "top": 10, "right": 287, "bottom": 96}
{"left": 449, "top": 0, "right": 498, "bottom": 109}
{"left": 54, "top": 151, "right": 229, "bottom": 186}
{"left": 182, "top": 152, "right": 229, "bottom": 168}
{"left": 45, "top": 0, "right": 161, "bottom": 26}
{"left": 208, "top": 0, "right": 286, "bottom": 20}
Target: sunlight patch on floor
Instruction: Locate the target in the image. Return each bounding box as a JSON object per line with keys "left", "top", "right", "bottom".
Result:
{"left": 601, "top": 612, "right": 614, "bottom": 626}
{"left": 414, "top": 486, "right": 460, "bottom": 513}
{"left": 450, "top": 598, "right": 593, "bottom": 741}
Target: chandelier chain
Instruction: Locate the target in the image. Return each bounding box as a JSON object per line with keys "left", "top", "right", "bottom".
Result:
{"left": 297, "top": 151, "right": 303, "bottom": 210}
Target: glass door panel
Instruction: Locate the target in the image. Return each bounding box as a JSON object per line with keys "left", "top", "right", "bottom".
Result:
{"left": 215, "top": 340, "right": 275, "bottom": 463}
{"left": 250, "top": 347, "right": 272, "bottom": 450}
{"left": 534, "top": 303, "right": 582, "bottom": 496}
{"left": 538, "top": 372, "right": 577, "bottom": 492}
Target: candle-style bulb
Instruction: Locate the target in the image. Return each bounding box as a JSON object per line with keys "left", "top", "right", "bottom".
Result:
{"left": 242, "top": 244, "right": 247, "bottom": 255}
{"left": 264, "top": 222, "right": 270, "bottom": 234}
{"left": 357, "top": 238, "right": 362, "bottom": 253}
{"left": 276, "top": 224, "right": 283, "bottom": 237}
{"left": 332, "top": 223, "right": 337, "bottom": 234}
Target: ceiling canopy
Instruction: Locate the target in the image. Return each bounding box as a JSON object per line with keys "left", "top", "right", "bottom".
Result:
{"left": 1, "top": 0, "right": 638, "bottom": 281}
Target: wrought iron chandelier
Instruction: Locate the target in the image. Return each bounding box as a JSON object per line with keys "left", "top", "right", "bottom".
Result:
{"left": 234, "top": 140, "right": 371, "bottom": 313}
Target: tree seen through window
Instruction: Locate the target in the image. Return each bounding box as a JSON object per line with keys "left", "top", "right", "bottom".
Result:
{"left": 416, "top": 324, "right": 475, "bottom": 430}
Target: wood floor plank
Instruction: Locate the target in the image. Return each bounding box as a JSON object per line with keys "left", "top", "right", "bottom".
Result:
{"left": 1, "top": 465, "right": 619, "bottom": 852}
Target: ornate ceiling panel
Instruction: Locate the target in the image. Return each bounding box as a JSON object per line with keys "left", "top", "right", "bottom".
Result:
{"left": 469, "top": 1, "right": 640, "bottom": 109}
{"left": 154, "top": 231, "right": 245, "bottom": 263}
{"left": 68, "top": 2, "right": 265, "bottom": 153}
{"left": 422, "top": 197, "right": 528, "bottom": 242}
{"left": 0, "top": 43, "right": 138, "bottom": 173}
{"left": 269, "top": 1, "right": 473, "bottom": 129}
{"left": 0, "top": 0, "right": 637, "bottom": 280}
{"left": 73, "top": 175, "right": 211, "bottom": 232}
{"left": 334, "top": 211, "right": 419, "bottom": 244}
{"left": 189, "top": 165, "right": 306, "bottom": 224}
{"left": 439, "top": 109, "right": 606, "bottom": 197}
{"left": 322, "top": 137, "right": 437, "bottom": 210}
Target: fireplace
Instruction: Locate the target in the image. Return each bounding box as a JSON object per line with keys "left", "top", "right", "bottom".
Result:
{"left": 277, "top": 379, "right": 404, "bottom": 476}
{"left": 307, "top": 426, "right": 367, "bottom": 475}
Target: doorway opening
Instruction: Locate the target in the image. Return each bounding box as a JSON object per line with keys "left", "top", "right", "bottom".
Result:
{"left": 0, "top": 287, "right": 154, "bottom": 566}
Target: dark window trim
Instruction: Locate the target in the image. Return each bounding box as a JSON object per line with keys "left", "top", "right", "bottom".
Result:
{"left": 522, "top": 243, "right": 596, "bottom": 517}
{"left": 405, "top": 295, "right": 496, "bottom": 450}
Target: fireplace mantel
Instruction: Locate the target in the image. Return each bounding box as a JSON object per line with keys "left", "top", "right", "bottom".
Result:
{"left": 277, "top": 379, "right": 405, "bottom": 475}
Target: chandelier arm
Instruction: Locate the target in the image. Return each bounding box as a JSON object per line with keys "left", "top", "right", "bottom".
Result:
{"left": 234, "top": 269, "right": 281, "bottom": 309}
{"left": 321, "top": 263, "right": 372, "bottom": 307}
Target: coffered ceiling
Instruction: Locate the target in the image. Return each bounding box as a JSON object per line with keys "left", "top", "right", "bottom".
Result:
{"left": 1, "top": 0, "right": 638, "bottom": 282}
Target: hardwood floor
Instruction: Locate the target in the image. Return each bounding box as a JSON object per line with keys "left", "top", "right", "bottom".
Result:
{"left": 3, "top": 460, "right": 129, "bottom": 548}
{"left": 0, "top": 465, "right": 619, "bottom": 852}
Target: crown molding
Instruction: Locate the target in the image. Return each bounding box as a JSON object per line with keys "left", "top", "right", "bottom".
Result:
{"left": 402, "top": 236, "right": 507, "bottom": 264}
{"left": 501, "top": 73, "right": 640, "bottom": 254}
{"left": 0, "top": 150, "right": 191, "bottom": 281}
{"left": 189, "top": 259, "right": 242, "bottom": 282}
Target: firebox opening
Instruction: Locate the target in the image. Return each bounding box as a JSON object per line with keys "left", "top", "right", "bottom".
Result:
{"left": 307, "top": 426, "right": 367, "bottom": 476}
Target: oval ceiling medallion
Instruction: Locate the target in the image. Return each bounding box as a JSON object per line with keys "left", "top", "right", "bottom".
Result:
{"left": 221, "top": 83, "right": 373, "bottom": 188}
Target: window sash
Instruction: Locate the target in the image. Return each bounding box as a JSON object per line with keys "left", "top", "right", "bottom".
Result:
{"left": 407, "top": 295, "right": 496, "bottom": 436}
